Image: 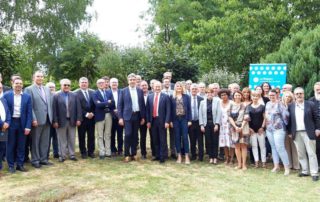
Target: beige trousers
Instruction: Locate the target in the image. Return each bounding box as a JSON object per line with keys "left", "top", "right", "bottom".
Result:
{"left": 285, "top": 135, "right": 300, "bottom": 169}
{"left": 95, "top": 113, "right": 112, "bottom": 156}
{"left": 294, "top": 131, "right": 319, "bottom": 176}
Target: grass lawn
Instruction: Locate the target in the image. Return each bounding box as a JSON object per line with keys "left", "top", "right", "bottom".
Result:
{"left": 1, "top": 151, "right": 319, "bottom": 202}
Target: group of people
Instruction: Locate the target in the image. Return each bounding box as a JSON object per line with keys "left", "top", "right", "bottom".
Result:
{"left": 0, "top": 71, "right": 319, "bottom": 182}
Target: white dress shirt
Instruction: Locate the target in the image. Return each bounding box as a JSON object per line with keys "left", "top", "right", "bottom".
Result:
{"left": 130, "top": 87, "right": 139, "bottom": 112}
{"left": 112, "top": 90, "right": 118, "bottom": 109}
{"left": 295, "top": 102, "right": 306, "bottom": 131}
{"left": 13, "top": 92, "right": 22, "bottom": 118}
{"left": 0, "top": 100, "right": 6, "bottom": 122}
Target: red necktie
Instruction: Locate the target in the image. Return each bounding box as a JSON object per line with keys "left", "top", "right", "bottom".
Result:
{"left": 153, "top": 93, "right": 159, "bottom": 117}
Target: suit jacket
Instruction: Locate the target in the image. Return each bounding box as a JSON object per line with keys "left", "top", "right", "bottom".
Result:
{"left": 146, "top": 92, "right": 171, "bottom": 125}
{"left": 52, "top": 91, "right": 82, "bottom": 128}
{"left": 0, "top": 98, "right": 11, "bottom": 141}
{"left": 24, "top": 84, "right": 53, "bottom": 125}
{"left": 75, "top": 89, "right": 95, "bottom": 119}
{"left": 3, "top": 90, "right": 32, "bottom": 130}
{"left": 199, "top": 97, "right": 222, "bottom": 127}
{"left": 93, "top": 89, "right": 115, "bottom": 122}
{"left": 118, "top": 87, "right": 146, "bottom": 121}
{"left": 189, "top": 95, "right": 203, "bottom": 121}
{"left": 170, "top": 94, "right": 192, "bottom": 122}
{"left": 287, "top": 101, "right": 320, "bottom": 140}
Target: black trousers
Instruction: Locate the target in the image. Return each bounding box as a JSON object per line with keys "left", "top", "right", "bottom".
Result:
{"left": 111, "top": 117, "right": 123, "bottom": 153}
{"left": 188, "top": 120, "right": 203, "bottom": 160}
{"left": 316, "top": 137, "right": 320, "bottom": 167}
{"left": 48, "top": 126, "right": 59, "bottom": 157}
{"left": 124, "top": 113, "right": 140, "bottom": 157}
{"left": 139, "top": 123, "right": 147, "bottom": 156}
{"left": 205, "top": 122, "right": 219, "bottom": 159}
{"left": 25, "top": 134, "right": 32, "bottom": 161}
{"left": 151, "top": 118, "right": 167, "bottom": 160}
{"left": 77, "top": 117, "right": 95, "bottom": 155}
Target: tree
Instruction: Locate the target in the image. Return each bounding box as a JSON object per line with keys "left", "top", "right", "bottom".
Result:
{"left": 0, "top": 32, "right": 32, "bottom": 85}
{"left": 0, "top": 0, "right": 94, "bottom": 74}
{"left": 185, "top": 5, "right": 292, "bottom": 75}
{"left": 199, "top": 67, "right": 241, "bottom": 88}
{"left": 262, "top": 26, "right": 320, "bottom": 98}
{"left": 54, "top": 32, "right": 106, "bottom": 83}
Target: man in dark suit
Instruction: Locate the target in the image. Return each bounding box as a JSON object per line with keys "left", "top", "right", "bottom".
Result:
{"left": 24, "top": 71, "right": 53, "bottom": 168}
{"left": 139, "top": 80, "right": 150, "bottom": 159}
{"left": 162, "top": 77, "right": 175, "bottom": 159}
{"left": 93, "top": 78, "right": 115, "bottom": 159}
{"left": 146, "top": 81, "right": 170, "bottom": 163}
{"left": 52, "top": 79, "right": 82, "bottom": 162}
{"left": 188, "top": 83, "right": 204, "bottom": 161}
{"left": 75, "top": 77, "right": 96, "bottom": 159}
{"left": 110, "top": 78, "right": 123, "bottom": 156}
{"left": 3, "top": 77, "right": 32, "bottom": 173}
{"left": 309, "top": 81, "right": 320, "bottom": 171}
{"left": 0, "top": 97, "right": 11, "bottom": 174}
{"left": 118, "top": 73, "right": 146, "bottom": 162}
{"left": 288, "top": 87, "right": 320, "bottom": 181}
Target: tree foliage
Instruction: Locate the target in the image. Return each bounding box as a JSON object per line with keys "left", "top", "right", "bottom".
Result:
{"left": 0, "top": 0, "right": 94, "bottom": 74}
{"left": 262, "top": 26, "right": 320, "bottom": 98}
{"left": 54, "top": 32, "right": 106, "bottom": 83}
{"left": 199, "top": 67, "right": 241, "bottom": 88}
{"left": 0, "top": 32, "right": 32, "bottom": 85}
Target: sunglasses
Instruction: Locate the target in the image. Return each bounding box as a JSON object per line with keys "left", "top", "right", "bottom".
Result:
{"left": 63, "top": 84, "right": 71, "bottom": 87}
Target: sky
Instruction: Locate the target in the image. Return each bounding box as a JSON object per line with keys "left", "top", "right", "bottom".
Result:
{"left": 85, "top": 0, "right": 150, "bottom": 47}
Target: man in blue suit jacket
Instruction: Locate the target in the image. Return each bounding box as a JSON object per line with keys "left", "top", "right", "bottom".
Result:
{"left": 93, "top": 78, "right": 115, "bottom": 159}
{"left": 146, "top": 81, "right": 170, "bottom": 163}
{"left": 0, "top": 97, "right": 11, "bottom": 173}
{"left": 3, "top": 78, "right": 32, "bottom": 173}
{"left": 118, "top": 73, "right": 146, "bottom": 162}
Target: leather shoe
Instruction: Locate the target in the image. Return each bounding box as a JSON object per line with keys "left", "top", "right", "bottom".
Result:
{"left": 152, "top": 157, "right": 160, "bottom": 161}
{"left": 70, "top": 157, "right": 78, "bottom": 161}
{"left": 59, "top": 157, "right": 65, "bottom": 162}
{"left": 40, "top": 161, "right": 53, "bottom": 166}
{"left": 132, "top": 155, "right": 139, "bottom": 161}
{"left": 123, "top": 156, "right": 131, "bottom": 163}
{"left": 81, "top": 154, "right": 88, "bottom": 159}
{"left": 32, "top": 163, "right": 42, "bottom": 168}
{"left": 298, "top": 173, "right": 310, "bottom": 177}
{"left": 141, "top": 155, "right": 147, "bottom": 159}
{"left": 99, "top": 155, "right": 105, "bottom": 160}
{"left": 312, "top": 176, "right": 319, "bottom": 181}
{"left": 16, "top": 166, "right": 27, "bottom": 172}
{"left": 53, "top": 154, "right": 60, "bottom": 159}
{"left": 159, "top": 159, "right": 165, "bottom": 164}
{"left": 88, "top": 154, "right": 96, "bottom": 158}
{"left": 8, "top": 167, "right": 15, "bottom": 173}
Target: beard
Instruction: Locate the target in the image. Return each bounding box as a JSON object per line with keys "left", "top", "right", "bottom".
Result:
{"left": 315, "top": 93, "right": 320, "bottom": 100}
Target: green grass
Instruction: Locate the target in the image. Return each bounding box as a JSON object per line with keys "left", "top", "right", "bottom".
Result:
{"left": 1, "top": 153, "right": 320, "bottom": 202}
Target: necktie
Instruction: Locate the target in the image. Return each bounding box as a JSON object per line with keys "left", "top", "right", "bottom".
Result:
{"left": 84, "top": 91, "right": 89, "bottom": 102}
{"left": 102, "top": 90, "right": 106, "bottom": 101}
{"left": 193, "top": 96, "right": 198, "bottom": 120}
{"left": 65, "top": 93, "right": 70, "bottom": 118}
{"left": 39, "top": 86, "right": 46, "bottom": 103}
{"left": 153, "top": 93, "right": 159, "bottom": 117}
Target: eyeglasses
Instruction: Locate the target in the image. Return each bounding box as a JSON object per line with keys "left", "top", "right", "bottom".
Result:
{"left": 63, "top": 84, "right": 71, "bottom": 87}
{"left": 295, "top": 92, "right": 304, "bottom": 95}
